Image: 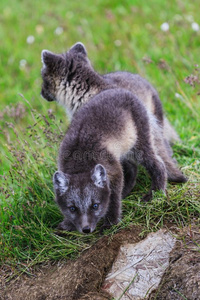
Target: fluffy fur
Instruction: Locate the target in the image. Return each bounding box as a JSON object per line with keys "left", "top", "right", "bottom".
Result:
{"left": 53, "top": 89, "right": 187, "bottom": 233}
{"left": 41, "top": 42, "right": 179, "bottom": 144}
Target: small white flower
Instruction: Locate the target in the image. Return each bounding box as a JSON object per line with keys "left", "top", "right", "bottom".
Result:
{"left": 175, "top": 93, "right": 184, "bottom": 100}
{"left": 26, "top": 35, "right": 35, "bottom": 44}
{"left": 175, "top": 93, "right": 181, "bottom": 98}
{"left": 191, "top": 22, "right": 199, "bottom": 32}
{"left": 114, "top": 40, "right": 122, "bottom": 47}
{"left": 54, "top": 27, "right": 63, "bottom": 35}
{"left": 160, "top": 22, "right": 169, "bottom": 32}
{"left": 19, "top": 59, "right": 27, "bottom": 69}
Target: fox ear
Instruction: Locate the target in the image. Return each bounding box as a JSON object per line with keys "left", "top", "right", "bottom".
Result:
{"left": 53, "top": 171, "right": 70, "bottom": 195}
{"left": 69, "top": 42, "right": 87, "bottom": 56}
{"left": 91, "top": 164, "right": 108, "bottom": 188}
{"left": 41, "top": 50, "right": 63, "bottom": 69}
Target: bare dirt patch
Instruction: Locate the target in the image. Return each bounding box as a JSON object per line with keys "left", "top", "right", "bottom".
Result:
{"left": 1, "top": 226, "right": 143, "bottom": 300}
{"left": 1, "top": 225, "right": 200, "bottom": 300}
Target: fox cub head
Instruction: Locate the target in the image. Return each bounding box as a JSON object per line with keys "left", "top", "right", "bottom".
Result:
{"left": 53, "top": 164, "right": 110, "bottom": 234}
{"left": 41, "top": 42, "right": 91, "bottom": 104}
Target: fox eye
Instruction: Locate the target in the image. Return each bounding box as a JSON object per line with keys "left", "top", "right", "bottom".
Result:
{"left": 69, "top": 206, "right": 76, "bottom": 212}
{"left": 92, "top": 203, "right": 99, "bottom": 210}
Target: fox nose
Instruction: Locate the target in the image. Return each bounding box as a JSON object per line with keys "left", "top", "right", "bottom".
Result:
{"left": 82, "top": 226, "right": 91, "bottom": 234}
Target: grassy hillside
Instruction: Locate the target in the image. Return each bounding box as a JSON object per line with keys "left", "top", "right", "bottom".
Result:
{"left": 0, "top": 0, "right": 199, "bottom": 276}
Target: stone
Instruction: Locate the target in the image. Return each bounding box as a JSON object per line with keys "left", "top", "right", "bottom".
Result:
{"left": 103, "top": 229, "right": 176, "bottom": 300}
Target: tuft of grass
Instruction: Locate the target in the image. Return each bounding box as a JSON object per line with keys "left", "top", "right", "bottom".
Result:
{"left": 0, "top": 0, "right": 200, "bottom": 279}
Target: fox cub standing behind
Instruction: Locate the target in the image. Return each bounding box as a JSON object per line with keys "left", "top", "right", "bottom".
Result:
{"left": 41, "top": 42, "right": 179, "bottom": 144}
{"left": 53, "top": 89, "right": 187, "bottom": 234}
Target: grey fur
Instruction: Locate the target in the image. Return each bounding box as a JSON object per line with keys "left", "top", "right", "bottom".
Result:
{"left": 41, "top": 42, "right": 178, "bottom": 143}
{"left": 53, "top": 89, "right": 187, "bottom": 233}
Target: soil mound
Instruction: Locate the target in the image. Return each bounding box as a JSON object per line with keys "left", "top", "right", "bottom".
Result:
{"left": 1, "top": 226, "right": 199, "bottom": 300}
{"left": 2, "top": 226, "right": 142, "bottom": 300}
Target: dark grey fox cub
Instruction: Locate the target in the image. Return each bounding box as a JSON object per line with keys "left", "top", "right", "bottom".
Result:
{"left": 41, "top": 42, "right": 179, "bottom": 144}
{"left": 53, "top": 89, "right": 187, "bottom": 233}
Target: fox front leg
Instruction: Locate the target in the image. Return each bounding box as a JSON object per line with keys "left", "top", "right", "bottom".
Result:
{"left": 101, "top": 172, "right": 123, "bottom": 232}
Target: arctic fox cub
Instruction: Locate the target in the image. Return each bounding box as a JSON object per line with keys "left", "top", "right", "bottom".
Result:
{"left": 53, "top": 89, "right": 187, "bottom": 233}
{"left": 41, "top": 42, "right": 179, "bottom": 144}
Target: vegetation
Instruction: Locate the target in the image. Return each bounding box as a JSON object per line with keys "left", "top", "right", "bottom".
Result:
{"left": 0, "top": 0, "right": 199, "bottom": 278}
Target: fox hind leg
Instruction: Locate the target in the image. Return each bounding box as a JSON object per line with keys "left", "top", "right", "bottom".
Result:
{"left": 159, "top": 140, "right": 187, "bottom": 183}
{"left": 165, "top": 159, "right": 187, "bottom": 183}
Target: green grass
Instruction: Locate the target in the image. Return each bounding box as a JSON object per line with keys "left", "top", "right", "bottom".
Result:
{"left": 0, "top": 0, "right": 200, "bottom": 278}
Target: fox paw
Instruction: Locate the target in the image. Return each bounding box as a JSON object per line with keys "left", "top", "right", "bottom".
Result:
{"left": 57, "top": 220, "right": 76, "bottom": 231}
{"left": 142, "top": 191, "right": 153, "bottom": 202}
{"left": 100, "top": 224, "right": 112, "bottom": 234}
